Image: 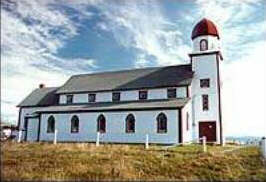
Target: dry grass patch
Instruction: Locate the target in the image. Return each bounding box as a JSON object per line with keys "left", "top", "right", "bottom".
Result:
{"left": 1, "top": 142, "right": 266, "bottom": 181}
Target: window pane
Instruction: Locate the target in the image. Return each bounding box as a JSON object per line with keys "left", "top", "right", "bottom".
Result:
{"left": 47, "top": 116, "right": 55, "bottom": 133}
{"left": 200, "top": 39, "right": 208, "bottom": 51}
{"left": 167, "top": 88, "right": 176, "bottom": 98}
{"left": 200, "top": 79, "right": 210, "bottom": 88}
{"left": 66, "top": 95, "right": 73, "bottom": 104}
{"left": 126, "top": 114, "right": 135, "bottom": 133}
{"left": 71, "top": 116, "right": 79, "bottom": 133}
{"left": 157, "top": 113, "right": 167, "bottom": 133}
{"left": 112, "top": 92, "right": 120, "bottom": 102}
{"left": 97, "top": 115, "right": 106, "bottom": 133}
{"left": 139, "top": 91, "right": 147, "bottom": 100}
{"left": 202, "top": 95, "right": 209, "bottom": 111}
{"left": 88, "top": 94, "right": 96, "bottom": 102}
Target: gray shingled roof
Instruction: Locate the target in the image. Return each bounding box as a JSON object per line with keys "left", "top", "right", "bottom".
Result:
{"left": 56, "top": 64, "right": 193, "bottom": 94}
{"left": 17, "top": 87, "right": 58, "bottom": 107}
{"left": 34, "top": 98, "right": 190, "bottom": 113}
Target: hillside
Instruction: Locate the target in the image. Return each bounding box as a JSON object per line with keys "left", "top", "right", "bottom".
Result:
{"left": 1, "top": 142, "right": 266, "bottom": 181}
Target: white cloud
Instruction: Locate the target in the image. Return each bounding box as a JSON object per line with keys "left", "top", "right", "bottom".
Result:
{"left": 96, "top": 1, "right": 187, "bottom": 66}
{"left": 135, "top": 54, "right": 150, "bottom": 68}
{"left": 1, "top": 0, "right": 98, "bottom": 123}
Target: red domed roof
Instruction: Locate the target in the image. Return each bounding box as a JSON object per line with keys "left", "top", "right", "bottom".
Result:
{"left": 191, "top": 18, "right": 219, "bottom": 40}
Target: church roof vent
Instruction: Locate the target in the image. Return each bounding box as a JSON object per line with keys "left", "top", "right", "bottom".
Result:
{"left": 39, "top": 83, "right": 45, "bottom": 89}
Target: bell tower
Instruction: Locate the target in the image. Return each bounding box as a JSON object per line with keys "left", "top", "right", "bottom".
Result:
{"left": 189, "top": 18, "right": 224, "bottom": 145}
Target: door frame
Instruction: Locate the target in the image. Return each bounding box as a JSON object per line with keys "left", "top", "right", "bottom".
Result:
{"left": 198, "top": 121, "right": 217, "bottom": 142}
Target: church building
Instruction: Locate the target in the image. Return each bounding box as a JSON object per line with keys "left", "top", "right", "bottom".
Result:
{"left": 17, "top": 18, "right": 224, "bottom": 144}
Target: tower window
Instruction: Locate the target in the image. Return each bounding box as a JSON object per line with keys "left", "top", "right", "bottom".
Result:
{"left": 202, "top": 94, "right": 209, "bottom": 111}
{"left": 88, "top": 93, "right": 96, "bottom": 103}
{"left": 200, "top": 79, "right": 210, "bottom": 88}
{"left": 167, "top": 88, "right": 176, "bottom": 98}
{"left": 200, "top": 39, "right": 208, "bottom": 51}
{"left": 139, "top": 90, "right": 148, "bottom": 100}
{"left": 112, "top": 92, "right": 120, "bottom": 102}
{"left": 66, "top": 95, "right": 73, "bottom": 104}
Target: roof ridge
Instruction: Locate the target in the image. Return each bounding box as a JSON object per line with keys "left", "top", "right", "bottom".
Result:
{"left": 17, "top": 87, "right": 59, "bottom": 107}
{"left": 72, "top": 64, "right": 191, "bottom": 78}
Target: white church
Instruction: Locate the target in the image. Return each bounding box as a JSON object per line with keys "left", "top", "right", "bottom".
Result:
{"left": 17, "top": 18, "right": 224, "bottom": 145}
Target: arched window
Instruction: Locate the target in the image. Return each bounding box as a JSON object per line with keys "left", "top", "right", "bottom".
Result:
{"left": 200, "top": 39, "right": 208, "bottom": 51}
{"left": 47, "top": 115, "right": 55, "bottom": 133}
{"left": 97, "top": 114, "right": 106, "bottom": 133}
{"left": 71, "top": 115, "right": 79, "bottom": 133}
{"left": 157, "top": 113, "right": 167, "bottom": 133}
{"left": 125, "top": 114, "right": 135, "bottom": 133}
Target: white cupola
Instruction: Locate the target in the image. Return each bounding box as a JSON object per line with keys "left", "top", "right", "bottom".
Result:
{"left": 191, "top": 18, "right": 220, "bottom": 53}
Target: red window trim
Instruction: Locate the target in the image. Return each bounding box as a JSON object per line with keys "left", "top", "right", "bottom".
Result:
{"left": 200, "top": 39, "right": 208, "bottom": 51}
{"left": 200, "top": 78, "right": 210, "bottom": 88}
{"left": 139, "top": 90, "right": 148, "bottom": 100}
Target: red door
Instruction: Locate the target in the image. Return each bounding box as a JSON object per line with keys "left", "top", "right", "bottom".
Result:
{"left": 199, "top": 122, "right": 216, "bottom": 142}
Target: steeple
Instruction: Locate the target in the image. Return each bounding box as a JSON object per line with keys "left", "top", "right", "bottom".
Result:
{"left": 191, "top": 18, "right": 219, "bottom": 40}
{"left": 191, "top": 18, "right": 221, "bottom": 53}
{"left": 189, "top": 18, "right": 224, "bottom": 145}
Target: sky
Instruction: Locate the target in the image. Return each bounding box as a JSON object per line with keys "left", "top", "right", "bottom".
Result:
{"left": 1, "top": 0, "right": 266, "bottom": 137}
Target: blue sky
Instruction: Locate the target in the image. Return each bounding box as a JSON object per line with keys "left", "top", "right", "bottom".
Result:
{"left": 1, "top": 0, "right": 266, "bottom": 137}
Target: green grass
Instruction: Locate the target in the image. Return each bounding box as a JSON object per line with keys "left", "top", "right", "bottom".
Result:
{"left": 1, "top": 142, "right": 266, "bottom": 181}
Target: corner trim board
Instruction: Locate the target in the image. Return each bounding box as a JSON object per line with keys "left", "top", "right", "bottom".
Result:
{"left": 178, "top": 109, "right": 183, "bottom": 143}
{"left": 17, "top": 107, "right": 22, "bottom": 129}
{"left": 216, "top": 54, "right": 223, "bottom": 145}
{"left": 24, "top": 117, "right": 28, "bottom": 141}
{"left": 37, "top": 115, "right": 41, "bottom": 142}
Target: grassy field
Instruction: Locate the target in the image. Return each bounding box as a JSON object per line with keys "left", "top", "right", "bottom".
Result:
{"left": 1, "top": 142, "right": 266, "bottom": 181}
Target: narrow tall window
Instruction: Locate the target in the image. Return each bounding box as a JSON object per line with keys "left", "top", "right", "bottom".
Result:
{"left": 202, "top": 94, "right": 209, "bottom": 111}
{"left": 200, "top": 79, "right": 210, "bottom": 88}
{"left": 66, "top": 95, "right": 73, "bottom": 104}
{"left": 186, "top": 113, "right": 189, "bottom": 131}
{"left": 139, "top": 90, "right": 148, "bottom": 100}
{"left": 47, "top": 116, "right": 55, "bottom": 133}
{"left": 167, "top": 88, "right": 176, "bottom": 98}
{"left": 125, "top": 114, "right": 135, "bottom": 133}
{"left": 157, "top": 113, "right": 167, "bottom": 133}
{"left": 112, "top": 92, "right": 120, "bottom": 102}
{"left": 200, "top": 39, "right": 208, "bottom": 51}
{"left": 97, "top": 114, "right": 106, "bottom": 133}
{"left": 88, "top": 93, "right": 96, "bottom": 103}
{"left": 71, "top": 115, "right": 79, "bottom": 133}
